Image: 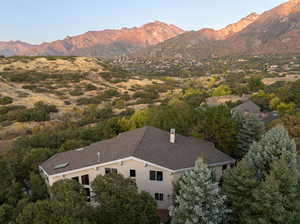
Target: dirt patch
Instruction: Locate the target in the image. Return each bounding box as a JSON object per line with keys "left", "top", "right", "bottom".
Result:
{"left": 262, "top": 75, "right": 300, "bottom": 85}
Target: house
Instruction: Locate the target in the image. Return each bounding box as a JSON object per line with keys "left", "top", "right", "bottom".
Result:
{"left": 231, "top": 100, "right": 261, "bottom": 115}
{"left": 39, "top": 126, "right": 235, "bottom": 211}
{"left": 231, "top": 100, "right": 280, "bottom": 124}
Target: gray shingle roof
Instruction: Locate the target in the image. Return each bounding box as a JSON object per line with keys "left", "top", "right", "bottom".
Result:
{"left": 232, "top": 100, "right": 261, "bottom": 113}
{"left": 40, "top": 126, "right": 235, "bottom": 175}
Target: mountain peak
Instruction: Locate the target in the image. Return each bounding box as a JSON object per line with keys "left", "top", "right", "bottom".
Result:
{"left": 267, "top": 0, "right": 300, "bottom": 16}
{"left": 216, "top": 12, "right": 260, "bottom": 39}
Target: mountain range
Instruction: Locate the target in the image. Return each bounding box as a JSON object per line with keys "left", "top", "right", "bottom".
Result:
{"left": 1, "top": 0, "right": 300, "bottom": 59}
{"left": 0, "top": 22, "right": 184, "bottom": 58}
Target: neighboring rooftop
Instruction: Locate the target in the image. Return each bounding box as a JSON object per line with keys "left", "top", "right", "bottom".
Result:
{"left": 262, "top": 111, "right": 280, "bottom": 124}
{"left": 40, "top": 126, "right": 235, "bottom": 175}
{"left": 232, "top": 100, "right": 261, "bottom": 114}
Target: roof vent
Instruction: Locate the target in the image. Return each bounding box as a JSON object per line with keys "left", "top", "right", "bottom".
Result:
{"left": 76, "top": 147, "right": 85, "bottom": 151}
{"left": 54, "top": 162, "right": 69, "bottom": 170}
{"left": 97, "top": 152, "right": 101, "bottom": 162}
{"left": 170, "top": 129, "right": 176, "bottom": 144}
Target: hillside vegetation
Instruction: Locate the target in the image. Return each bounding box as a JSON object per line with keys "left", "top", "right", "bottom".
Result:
{"left": 0, "top": 56, "right": 181, "bottom": 141}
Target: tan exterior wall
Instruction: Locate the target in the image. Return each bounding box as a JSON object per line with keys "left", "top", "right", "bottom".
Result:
{"left": 46, "top": 159, "right": 230, "bottom": 209}
{"left": 48, "top": 159, "right": 175, "bottom": 209}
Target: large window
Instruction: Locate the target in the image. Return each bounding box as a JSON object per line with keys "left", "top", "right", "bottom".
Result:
{"left": 155, "top": 193, "right": 164, "bottom": 201}
{"left": 105, "top": 168, "right": 118, "bottom": 174}
{"left": 130, "top": 169, "right": 136, "bottom": 177}
{"left": 81, "top": 174, "right": 89, "bottom": 185}
{"left": 149, "top": 170, "right": 163, "bottom": 181}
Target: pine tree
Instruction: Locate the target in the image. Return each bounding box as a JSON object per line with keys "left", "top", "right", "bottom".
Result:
{"left": 232, "top": 111, "right": 265, "bottom": 159}
{"left": 246, "top": 125, "right": 297, "bottom": 179}
{"left": 222, "top": 160, "right": 259, "bottom": 224}
{"left": 170, "top": 158, "right": 230, "bottom": 224}
{"left": 251, "top": 172, "right": 285, "bottom": 224}
{"left": 223, "top": 126, "right": 299, "bottom": 224}
{"left": 251, "top": 156, "right": 298, "bottom": 224}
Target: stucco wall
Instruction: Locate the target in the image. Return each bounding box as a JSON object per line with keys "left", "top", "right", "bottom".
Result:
{"left": 48, "top": 159, "right": 175, "bottom": 209}
{"left": 47, "top": 159, "right": 230, "bottom": 209}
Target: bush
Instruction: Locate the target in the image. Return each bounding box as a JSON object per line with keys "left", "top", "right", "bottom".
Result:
{"left": 85, "top": 84, "right": 97, "bottom": 91}
{"left": 0, "top": 97, "right": 13, "bottom": 105}
{"left": 69, "top": 89, "right": 83, "bottom": 96}
{"left": 102, "top": 89, "right": 120, "bottom": 98}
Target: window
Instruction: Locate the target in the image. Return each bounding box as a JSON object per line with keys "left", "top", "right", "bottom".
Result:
{"left": 157, "top": 171, "right": 163, "bottom": 181}
{"left": 222, "top": 165, "right": 227, "bottom": 171}
{"left": 81, "top": 174, "right": 89, "bottom": 185}
{"left": 130, "top": 169, "right": 136, "bottom": 177}
{"left": 105, "top": 168, "right": 118, "bottom": 174}
{"left": 84, "top": 188, "right": 91, "bottom": 202}
{"left": 150, "top": 171, "right": 156, "bottom": 180}
{"left": 149, "top": 170, "right": 163, "bottom": 181}
{"left": 155, "top": 193, "right": 164, "bottom": 201}
{"left": 72, "top": 176, "right": 79, "bottom": 183}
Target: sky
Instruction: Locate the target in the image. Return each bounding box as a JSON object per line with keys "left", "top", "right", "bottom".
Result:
{"left": 0, "top": 0, "right": 286, "bottom": 44}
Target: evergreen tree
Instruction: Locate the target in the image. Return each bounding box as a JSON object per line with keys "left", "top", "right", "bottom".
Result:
{"left": 223, "top": 127, "right": 299, "bottom": 224}
{"left": 170, "top": 158, "right": 229, "bottom": 224}
{"left": 222, "top": 160, "right": 259, "bottom": 224}
{"left": 232, "top": 111, "right": 265, "bottom": 159}
{"left": 251, "top": 156, "right": 298, "bottom": 224}
{"left": 246, "top": 125, "right": 297, "bottom": 179}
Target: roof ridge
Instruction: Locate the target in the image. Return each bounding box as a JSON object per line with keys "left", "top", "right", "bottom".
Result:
{"left": 133, "top": 126, "right": 149, "bottom": 156}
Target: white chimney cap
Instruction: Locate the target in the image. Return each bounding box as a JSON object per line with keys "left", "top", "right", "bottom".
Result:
{"left": 97, "top": 152, "right": 101, "bottom": 162}
{"left": 170, "top": 129, "right": 176, "bottom": 144}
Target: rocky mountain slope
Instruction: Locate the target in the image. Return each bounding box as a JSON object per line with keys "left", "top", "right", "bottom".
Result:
{"left": 0, "top": 41, "right": 34, "bottom": 57}
{"left": 0, "top": 22, "right": 184, "bottom": 58}
{"left": 126, "top": 0, "right": 300, "bottom": 63}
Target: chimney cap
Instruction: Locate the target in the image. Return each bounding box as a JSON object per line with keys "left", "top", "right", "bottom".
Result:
{"left": 170, "top": 129, "right": 176, "bottom": 144}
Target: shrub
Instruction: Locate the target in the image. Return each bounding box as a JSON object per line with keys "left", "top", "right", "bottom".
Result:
{"left": 69, "top": 89, "right": 83, "bottom": 96}
{"left": 85, "top": 84, "right": 97, "bottom": 91}
{"left": 0, "top": 97, "right": 13, "bottom": 105}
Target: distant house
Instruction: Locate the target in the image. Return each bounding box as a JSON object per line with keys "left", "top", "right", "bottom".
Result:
{"left": 231, "top": 100, "right": 261, "bottom": 115}
{"left": 39, "top": 126, "right": 235, "bottom": 212}
{"left": 232, "top": 100, "right": 280, "bottom": 124}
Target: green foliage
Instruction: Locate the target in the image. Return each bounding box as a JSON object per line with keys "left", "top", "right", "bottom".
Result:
{"left": 285, "top": 80, "right": 300, "bottom": 108}
{"left": 247, "top": 77, "right": 265, "bottom": 92}
{"left": 4, "top": 101, "right": 58, "bottom": 122}
{"left": 251, "top": 157, "right": 298, "bottom": 224}
{"left": 195, "top": 105, "right": 238, "bottom": 155}
{"left": 223, "top": 126, "right": 299, "bottom": 224}
{"left": 246, "top": 126, "right": 297, "bottom": 179}
{"left": 212, "top": 85, "right": 232, "bottom": 97}
{"left": 16, "top": 180, "right": 94, "bottom": 224}
{"left": 146, "top": 104, "right": 196, "bottom": 135}
{"left": 0, "top": 96, "right": 13, "bottom": 105}
{"left": 0, "top": 72, "right": 83, "bottom": 83}
{"left": 102, "top": 89, "right": 120, "bottom": 98}
{"left": 69, "top": 88, "right": 84, "bottom": 96}
{"left": 92, "top": 173, "right": 160, "bottom": 224}
{"left": 269, "top": 115, "right": 300, "bottom": 152}
{"left": 79, "top": 106, "right": 113, "bottom": 125}
{"left": 223, "top": 160, "right": 259, "bottom": 224}
{"left": 170, "top": 158, "right": 229, "bottom": 224}
{"left": 29, "top": 172, "right": 48, "bottom": 201}
{"left": 132, "top": 87, "right": 160, "bottom": 104}
{"left": 232, "top": 112, "right": 265, "bottom": 159}
{"left": 85, "top": 83, "right": 97, "bottom": 91}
